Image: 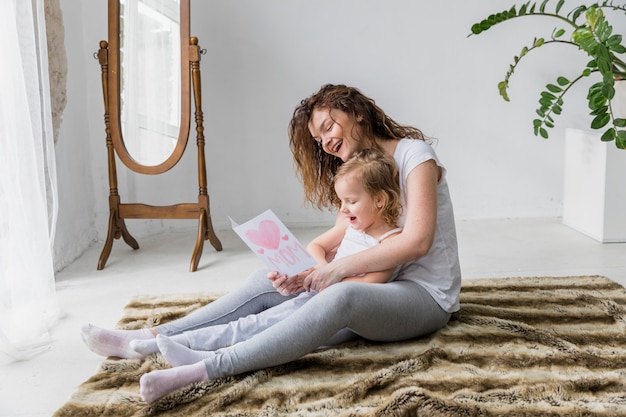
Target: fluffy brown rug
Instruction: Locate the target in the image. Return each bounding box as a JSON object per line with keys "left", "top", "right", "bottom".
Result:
{"left": 54, "top": 275, "right": 626, "bottom": 416}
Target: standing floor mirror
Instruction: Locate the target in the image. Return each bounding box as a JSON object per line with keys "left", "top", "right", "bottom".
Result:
{"left": 96, "top": 0, "right": 222, "bottom": 272}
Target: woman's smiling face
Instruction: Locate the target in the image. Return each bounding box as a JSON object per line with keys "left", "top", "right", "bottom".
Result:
{"left": 308, "top": 108, "right": 363, "bottom": 162}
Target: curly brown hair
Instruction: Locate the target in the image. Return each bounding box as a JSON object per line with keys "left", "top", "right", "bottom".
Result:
{"left": 334, "top": 149, "right": 402, "bottom": 227}
{"left": 288, "top": 84, "right": 425, "bottom": 209}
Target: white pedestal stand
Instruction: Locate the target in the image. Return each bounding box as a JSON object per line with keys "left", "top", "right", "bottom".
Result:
{"left": 563, "top": 128, "right": 626, "bottom": 242}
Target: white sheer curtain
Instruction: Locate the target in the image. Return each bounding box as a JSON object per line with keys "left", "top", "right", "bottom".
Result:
{"left": 0, "top": 0, "right": 60, "bottom": 361}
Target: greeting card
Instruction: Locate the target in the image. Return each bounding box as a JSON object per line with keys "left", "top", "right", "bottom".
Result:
{"left": 230, "top": 209, "right": 316, "bottom": 276}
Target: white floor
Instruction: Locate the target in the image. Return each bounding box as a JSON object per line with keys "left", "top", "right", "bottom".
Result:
{"left": 2, "top": 217, "right": 626, "bottom": 417}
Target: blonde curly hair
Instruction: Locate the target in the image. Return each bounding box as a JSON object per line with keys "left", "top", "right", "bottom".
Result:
{"left": 334, "top": 148, "right": 402, "bottom": 226}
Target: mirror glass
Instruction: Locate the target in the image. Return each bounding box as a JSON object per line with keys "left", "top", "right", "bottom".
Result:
{"left": 119, "top": 0, "right": 181, "bottom": 166}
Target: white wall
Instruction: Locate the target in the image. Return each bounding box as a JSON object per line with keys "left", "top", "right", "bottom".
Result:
{"left": 53, "top": 0, "right": 615, "bottom": 271}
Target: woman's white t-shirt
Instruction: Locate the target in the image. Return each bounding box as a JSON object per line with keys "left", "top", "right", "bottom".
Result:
{"left": 393, "top": 139, "right": 461, "bottom": 313}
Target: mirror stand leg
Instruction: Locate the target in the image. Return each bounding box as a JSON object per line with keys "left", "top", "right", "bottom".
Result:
{"left": 117, "top": 216, "right": 139, "bottom": 250}
{"left": 201, "top": 195, "right": 222, "bottom": 252}
{"left": 98, "top": 201, "right": 140, "bottom": 270}
{"left": 190, "top": 210, "right": 207, "bottom": 272}
{"left": 98, "top": 211, "right": 117, "bottom": 270}
{"left": 190, "top": 198, "right": 223, "bottom": 271}
{"left": 204, "top": 215, "right": 222, "bottom": 253}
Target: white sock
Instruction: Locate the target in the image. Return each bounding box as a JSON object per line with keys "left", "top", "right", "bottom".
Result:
{"left": 156, "top": 334, "right": 213, "bottom": 367}
{"left": 81, "top": 324, "right": 153, "bottom": 359}
{"left": 139, "top": 361, "right": 208, "bottom": 403}
{"left": 130, "top": 333, "right": 188, "bottom": 356}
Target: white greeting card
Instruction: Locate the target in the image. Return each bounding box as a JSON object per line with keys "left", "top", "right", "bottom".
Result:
{"left": 230, "top": 209, "right": 316, "bottom": 276}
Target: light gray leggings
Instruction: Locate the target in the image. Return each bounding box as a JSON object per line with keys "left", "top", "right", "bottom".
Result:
{"left": 157, "top": 269, "right": 450, "bottom": 380}
{"left": 174, "top": 291, "right": 321, "bottom": 351}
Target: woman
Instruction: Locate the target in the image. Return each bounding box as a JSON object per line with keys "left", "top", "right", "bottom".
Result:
{"left": 82, "top": 84, "right": 461, "bottom": 403}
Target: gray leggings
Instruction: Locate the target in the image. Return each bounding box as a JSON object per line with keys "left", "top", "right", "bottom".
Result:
{"left": 158, "top": 268, "right": 450, "bottom": 380}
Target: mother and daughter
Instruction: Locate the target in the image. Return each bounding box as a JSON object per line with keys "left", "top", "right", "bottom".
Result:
{"left": 82, "top": 84, "right": 462, "bottom": 403}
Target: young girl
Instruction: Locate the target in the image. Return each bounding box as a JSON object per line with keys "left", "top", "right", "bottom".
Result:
{"left": 102, "top": 148, "right": 400, "bottom": 361}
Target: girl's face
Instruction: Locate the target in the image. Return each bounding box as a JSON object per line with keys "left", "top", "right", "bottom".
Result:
{"left": 308, "top": 108, "right": 363, "bottom": 162}
{"left": 334, "top": 172, "right": 384, "bottom": 234}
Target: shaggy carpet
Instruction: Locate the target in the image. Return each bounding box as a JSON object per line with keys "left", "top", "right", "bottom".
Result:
{"left": 54, "top": 275, "right": 626, "bottom": 416}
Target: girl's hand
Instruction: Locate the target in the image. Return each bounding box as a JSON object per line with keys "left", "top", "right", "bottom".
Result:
{"left": 267, "top": 269, "right": 310, "bottom": 295}
{"left": 303, "top": 262, "right": 344, "bottom": 292}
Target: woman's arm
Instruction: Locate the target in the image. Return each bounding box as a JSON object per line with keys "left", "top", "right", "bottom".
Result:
{"left": 341, "top": 232, "right": 401, "bottom": 284}
{"left": 304, "top": 159, "right": 440, "bottom": 292}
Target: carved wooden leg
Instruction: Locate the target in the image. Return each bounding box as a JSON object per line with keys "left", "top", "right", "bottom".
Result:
{"left": 98, "top": 209, "right": 118, "bottom": 270}
{"left": 118, "top": 218, "right": 139, "bottom": 250}
{"left": 98, "top": 208, "right": 140, "bottom": 270}
{"left": 190, "top": 209, "right": 207, "bottom": 272}
{"left": 199, "top": 195, "right": 222, "bottom": 252}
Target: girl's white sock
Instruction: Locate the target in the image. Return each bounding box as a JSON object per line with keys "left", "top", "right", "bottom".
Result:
{"left": 81, "top": 324, "right": 153, "bottom": 359}
{"left": 156, "top": 334, "right": 213, "bottom": 367}
{"left": 130, "top": 333, "right": 188, "bottom": 356}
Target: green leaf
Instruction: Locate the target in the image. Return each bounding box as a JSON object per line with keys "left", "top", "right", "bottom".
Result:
{"left": 590, "top": 105, "right": 609, "bottom": 116}
{"left": 471, "top": 24, "right": 483, "bottom": 35}
{"left": 520, "top": 3, "right": 528, "bottom": 15}
{"left": 546, "top": 84, "right": 562, "bottom": 93}
{"left": 572, "top": 5, "right": 586, "bottom": 22}
{"left": 615, "top": 118, "right": 626, "bottom": 128}
{"left": 588, "top": 95, "right": 607, "bottom": 110}
{"left": 611, "top": 44, "right": 626, "bottom": 54}
{"left": 534, "top": 38, "right": 545, "bottom": 47}
{"left": 601, "top": 128, "right": 616, "bottom": 142}
{"left": 498, "top": 81, "right": 510, "bottom": 101}
{"left": 557, "top": 76, "right": 570, "bottom": 86}
{"left": 589, "top": 82, "right": 604, "bottom": 94}
{"left": 553, "top": 28, "right": 566, "bottom": 38}
{"left": 607, "top": 34, "right": 622, "bottom": 47}
{"left": 586, "top": 6, "right": 602, "bottom": 29}
{"left": 556, "top": 0, "right": 565, "bottom": 14}
{"left": 591, "top": 113, "right": 611, "bottom": 129}
{"left": 616, "top": 131, "right": 626, "bottom": 149}
{"left": 539, "top": 98, "right": 554, "bottom": 107}
{"left": 539, "top": 0, "right": 549, "bottom": 13}
{"left": 596, "top": 18, "right": 612, "bottom": 42}
{"left": 539, "top": 127, "right": 549, "bottom": 138}
{"left": 540, "top": 91, "right": 556, "bottom": 100}
{"left": 601, "top": 84, "right": 615, "bottom": 100}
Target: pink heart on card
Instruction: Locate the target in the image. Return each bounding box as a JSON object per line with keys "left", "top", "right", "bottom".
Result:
{"left": 282, "top": 234, "right": 289, "bottom": 241}
{"left": 257, "top": 248, "right": 265, "bottom": 254}
{"left": 245, "top": 220, "right": 281, "bottom": 250}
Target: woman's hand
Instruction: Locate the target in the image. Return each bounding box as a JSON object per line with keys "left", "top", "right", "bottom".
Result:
{"left": 267, "top": 269, "right": 310, "bottom": 296}
{"left": 303, "top": 261, "right": 345, "bottom": 292}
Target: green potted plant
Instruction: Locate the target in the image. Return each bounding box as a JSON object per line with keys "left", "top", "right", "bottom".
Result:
{"left": 470, "top": 0, "right": 626, "bottom": 148}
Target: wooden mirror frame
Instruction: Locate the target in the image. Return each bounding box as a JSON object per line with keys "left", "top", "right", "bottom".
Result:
{"left": 96, "top": 0, "right": 222, "bottom": 271}
{"left": 109, "top": 0, "right": 190, "bottom": 174}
